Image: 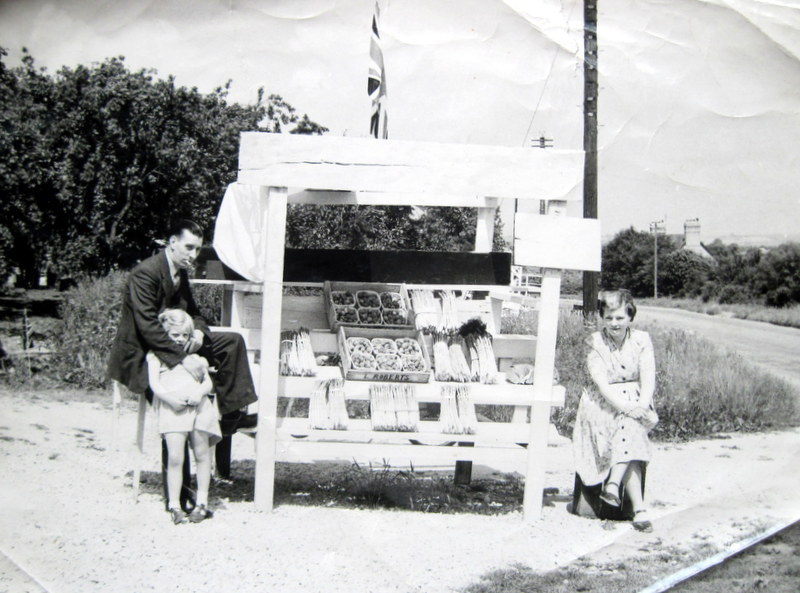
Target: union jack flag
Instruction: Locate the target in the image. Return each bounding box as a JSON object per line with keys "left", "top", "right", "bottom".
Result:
{"left": 368, "top": 2, "right": 388, "bottom": 139}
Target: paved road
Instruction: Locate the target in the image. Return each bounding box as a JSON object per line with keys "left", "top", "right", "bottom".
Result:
{"left": 636, "top": 306, "right": 800, "bottom": 389}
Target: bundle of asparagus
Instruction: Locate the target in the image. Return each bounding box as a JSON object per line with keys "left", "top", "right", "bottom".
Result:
{"left": 308, "top": 381, "right": 331, "bottom": 430}
{"left": 439, "top": 385, "right": 463, "bottom": 434}
{"left": 432, "top": 332, "right": 454, "bottom": 381}
{"left": 279, "top": 328, "right": 317, "bottom": 376}
{"left": 440, "top": 385, "right": 476, "bottom": 434}
{"left": 455, "top": 385, "right": 478, "bottom": 434}
{"left": 326, "top": 378, "right": 349, "bottom": 430}
{"left": 458, "top": 318, "right": 499, "bottom": 384}
{"left": 308, "top": 379, "right": 349, "bottom": 430}
{"left": 369, "top": 384, "right": 419, "bottom": 432}
{"left": 409, "top": 289, "right": 438, "bottom": 330}
{"left": 438, "top": 290, "right": 461, "bottom": 332}
{"left": 448, "top": 335, "right": 473, "bottom": 382}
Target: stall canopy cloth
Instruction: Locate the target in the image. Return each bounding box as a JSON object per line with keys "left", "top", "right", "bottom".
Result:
{"left": 213, "top": 183, "right": 267, "bottom": 282}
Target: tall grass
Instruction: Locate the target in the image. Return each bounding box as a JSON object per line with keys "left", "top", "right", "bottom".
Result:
{"left": 640, "top": 297, "right": 800, "bottom": 329}
{"left": 503, "top": 306, "right": 800, "bottom": 441}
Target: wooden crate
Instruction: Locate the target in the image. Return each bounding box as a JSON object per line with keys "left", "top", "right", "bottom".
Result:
{"left": 324, "top": 281, "right": 414, "bottom": 332}
{"left": 337, "top": 326, "right": 431, "bottom": 383}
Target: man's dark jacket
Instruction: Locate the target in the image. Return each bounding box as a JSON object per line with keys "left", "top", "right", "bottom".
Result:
{"left": 107, "top": 250, "right": 209, "bottom": 394}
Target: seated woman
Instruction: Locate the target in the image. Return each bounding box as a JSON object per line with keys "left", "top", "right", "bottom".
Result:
{"left": 571, "top": 289, "right": 658, "bottom": 532}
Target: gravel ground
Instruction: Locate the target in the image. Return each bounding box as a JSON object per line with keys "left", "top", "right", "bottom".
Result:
{"left": 1, "top": 389, "right": 798, "bottom": 593}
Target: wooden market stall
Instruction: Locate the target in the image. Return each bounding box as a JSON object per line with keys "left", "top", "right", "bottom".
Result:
{"left": 216, "top": 132, "right": 600, "bottom": 521}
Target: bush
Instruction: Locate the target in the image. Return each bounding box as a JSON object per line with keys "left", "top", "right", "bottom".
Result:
{"left": 50, "top": 271, "right": 128, "bottom": 389}
{"left": 193, "top": 283, "right": 223, "bottom": 325}
{"left": 765, "top": 286, "right": 792, "bottom": 308}
{"left": 717, "top": 283, "right": 754, "bottom": 304}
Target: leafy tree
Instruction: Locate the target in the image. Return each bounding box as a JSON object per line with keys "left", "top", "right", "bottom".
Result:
{"left": 0, "top": 49, "right": 328, "bottom": 282}
{"left": 659, "top": 249, "right": 715, "bottom": 297}
{"left": 703, "top": 240, "right": 760, "bottom": 287}
{"left": 285, "top": 205, "right": 507, "bottom": 252}
{"left": 600, "top": 227, "right": 679, "bottom": 297}
{"left": 0, "top": 48, "right": 58, "bottom": 285}
{"left": 757, "top": 242, "right": 800, "bottom": 306}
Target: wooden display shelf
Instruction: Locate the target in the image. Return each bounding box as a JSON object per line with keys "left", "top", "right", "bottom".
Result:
{"left": 275, "top": 417, "right": 536, "bottom": 444}
{"left": 274, "top": 439, "right": 529, "bottom": 468}
{"left": 277, "top": 368, "right": 566, "bottom": 407}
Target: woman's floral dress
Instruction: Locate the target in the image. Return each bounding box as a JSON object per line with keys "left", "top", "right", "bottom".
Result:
{"left": 572, "top": 328, "right": 656, "bottom": 486}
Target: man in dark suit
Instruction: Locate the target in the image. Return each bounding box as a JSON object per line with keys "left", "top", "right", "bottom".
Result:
{"left": 108, "top": 219, "right": 257, "bottom": 509}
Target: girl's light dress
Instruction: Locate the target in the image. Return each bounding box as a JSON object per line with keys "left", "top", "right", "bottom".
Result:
{"left": 146, "top": 352, "right": 222, "bottom": 446}
{"left": 572, "top": 328, "right": 656, "bottom": 487}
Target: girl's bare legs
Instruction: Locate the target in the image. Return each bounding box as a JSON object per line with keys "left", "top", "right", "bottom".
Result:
{"left": 190, "top": 431, "right": 211, "bottom": 507}
{"left": 164, "top": 432, "right": 189, "bottom": 510}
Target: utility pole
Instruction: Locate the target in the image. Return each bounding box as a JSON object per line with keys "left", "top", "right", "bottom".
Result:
{"left": 649, "top": 220, "right": 665, "bottom": 298}
{"left": 532, "top": 135, "right": 553, "bottom": 215}
{"left": 582, "top": 1, "right": 599, "bottom": 316}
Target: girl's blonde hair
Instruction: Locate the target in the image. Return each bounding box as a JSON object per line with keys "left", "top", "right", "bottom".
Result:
{"left": 158, "top": 308, "right": 194, "bottom": 333}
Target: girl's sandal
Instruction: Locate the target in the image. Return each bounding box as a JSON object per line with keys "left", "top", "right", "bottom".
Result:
{"left": 169, "top": 507, "right": 187, "bottom": 525}
{"left": 188, "top": 504, "right": 214, "bottom": 524}
{"left": 599, "top": 481, "right": 621, "bottom": 507}
{"left": 632, "top": 510, "right": 653, "bottom": 533}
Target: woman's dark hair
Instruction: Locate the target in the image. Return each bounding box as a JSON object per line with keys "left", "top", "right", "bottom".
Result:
{"left": 168, "top": 219, "right": 204, "bottom": 240}
{"left": 598, "top": 289, "right": 637, "bottom": 320}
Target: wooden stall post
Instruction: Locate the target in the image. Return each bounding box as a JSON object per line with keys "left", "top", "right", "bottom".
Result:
{"left": 254, "top": 186, "right": 288, "bottom": 511}
{"left": 522, "top": 267, "right": 561, "bottom": 521}
{"left": 454, "top": 198, "right": 500, "bottom": 484}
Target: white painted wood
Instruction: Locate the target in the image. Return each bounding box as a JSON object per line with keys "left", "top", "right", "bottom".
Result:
{"left": 275, "top": 439, "right": 529, "bottom": 468}
{"left": 111, "top": 380, "right": 122, "bottom": 449}
{"left": 254, "top": 186, "right": 288, "bottom": 511}
{"left": 289, "top": 190, "right": 518, "bottom": 208}
{"left": 522, "top": 268, "right": 562, "bottom": 521}
{"left": 132, "top": 391, "right": 147, "bottom": 502}
{"left": 238, "top": 133, "right": 583, "bottom": 200}
{"left": 474, "top": 200, "right": 499, "bottom": 252}
{"left": 276, "top": 418, "right": 535, "bottom": 444}
{"left": 514, "top": 214, "right": 602, "bottom": 271}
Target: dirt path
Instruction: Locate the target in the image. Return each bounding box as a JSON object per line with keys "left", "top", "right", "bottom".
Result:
{"left": 1, "top": 389, "right": 799, "bottom": 593}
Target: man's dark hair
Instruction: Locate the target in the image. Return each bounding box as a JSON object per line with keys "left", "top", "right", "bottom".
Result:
{"left": 168, "top": 219, "right": 204, "bottom": 240}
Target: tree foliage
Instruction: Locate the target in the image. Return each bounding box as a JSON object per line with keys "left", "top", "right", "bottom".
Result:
{"left": 0, "top": 49, "right": 327, "bottom": 284}
{"left": 600, "top": 227, "right": 679, "bottom": 297}
{"left": 286, "top": 205, "right": 507, "bottom": 252}
{"left": 601, "top": 225, "right": 800, "bottom": 307}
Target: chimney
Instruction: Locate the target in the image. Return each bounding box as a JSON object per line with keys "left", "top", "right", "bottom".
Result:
{"left": 684, "top": 218, "right": 701, "bottom": 249}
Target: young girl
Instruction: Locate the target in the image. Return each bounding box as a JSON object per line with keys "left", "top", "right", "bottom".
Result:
{"left": 147, "top": 309, "right": 221, "bottom": 524}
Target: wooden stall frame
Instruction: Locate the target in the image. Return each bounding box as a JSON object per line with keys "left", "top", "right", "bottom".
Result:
{"left": 230, "top": 132, "right": 599, "bottom": 521}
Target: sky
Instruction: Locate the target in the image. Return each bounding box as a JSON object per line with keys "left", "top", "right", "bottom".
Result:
{"left": 1, "top": 0, "right": 799, "bottom": 244}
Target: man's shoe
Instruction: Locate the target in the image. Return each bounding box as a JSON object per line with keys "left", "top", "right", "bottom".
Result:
{"left": 235, "top": 413, "right": 258, "bottom": 431}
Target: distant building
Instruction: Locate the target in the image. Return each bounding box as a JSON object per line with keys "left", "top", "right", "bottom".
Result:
{"left": 682, "top": 218, "right": 714, "bottom": 259}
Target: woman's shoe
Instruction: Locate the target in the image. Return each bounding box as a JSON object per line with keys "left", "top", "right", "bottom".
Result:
{"left": 599, "top": 481, "right": 621, "bottom": 507}
{"left": 169, "top": 507, "right": 187, "bottom": 525}
{"left": 632, "top": 509, "right": 653, "bottom": 532}
{"left": 188, "top": 504, "right": 214, "bottom": 523}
